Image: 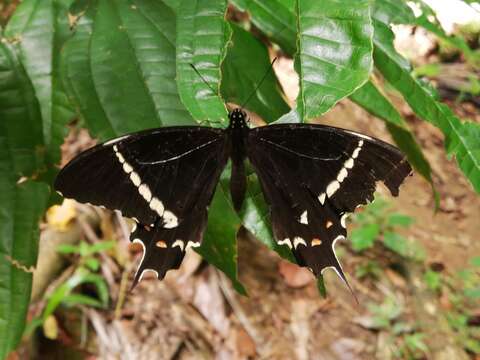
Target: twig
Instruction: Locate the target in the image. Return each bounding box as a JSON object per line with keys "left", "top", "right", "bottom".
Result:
{"left": 114, "top": 263, "right": 133, "bottom": 320}
{"left": 214, "top": 270, "right": 267, "bottom": 355}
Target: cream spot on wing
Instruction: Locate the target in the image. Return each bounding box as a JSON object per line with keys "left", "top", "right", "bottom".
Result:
{"left": 186, "top": 241, "right": 201, "bottom": 249}
{"left": 115, "top": 151, "right": 125, "bottom": 164}
{"left": 149, "top": 197, "right": 164, "bottom": 216}
{"left": 163, "top": 210, "right": 178, "bottom": 228}
{"left": 344, "top": 158, "right": 354, "bottom": 169}
{"left": 318, "top": 193, "right": 326, "bottom": 205}
{"left": 123, "top": 162, "right": 133, "bottom": 174}
{"left": 139, "top": 184, "right": 152, "bottom": 203}
{"left": 311, "top": 238, "right": 322, "bottom": 246}
{"left": 337, "top": 168, "right": 348, "bottom": 183}
{"left": 278, "top": 238, "right": 292, "bottom": 249}
{"left": 172, "top": 239, "right": 185, "bottom": 251}
{"left": 352, "top": 145, "right": 362, "bottom": 159}
{"left": 326, "top": 220, "right": 333, "bottom": 229}
{"left": 340, "top": 213, "right": 348, "bottom": 228}
{"left": 326, "top": 180, "right": 340, "bottom": 198}
{"left": 293, "top": 237, "right": 307, "bottom": 249}
{"left": 130, "top": 171, "right": 141, "bottom": 187}
{"left": 299, "top": 210, "right": 308, "bottom": 225}
{"left": 139, "top": 269, "right": 159, "bottom": 282}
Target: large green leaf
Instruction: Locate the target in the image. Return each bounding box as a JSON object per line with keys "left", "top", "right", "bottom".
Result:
{"left": 230, "top": 0, "right": 296, "bottom": 56}
{"left": 374, "top": 25, "right": 480, "bottom": 193}
{"left": 199, "top": 170, "right": 246, "bottom": 295}
{"left": 176, "top": 0, "right": 230, "bottom": 126}
{"left": 372, "top": 0, "right": 415, "bottom": 25}
{"left": 350, "top": 81, "right": 434, "bottom": 187}
{"left": 295, "top": 0, "right": 374, "bottom": 120}
{"left": 62, "top": 0, "right": 195, "bottom": 140}
{"left": 4, "top": 0, "right": 75, "bottom": 169}
{"left": 239, "top": 172, "right": 295, "bottom": 262}
{"left": 221, "top": 23, "right": 290, "bottom": 123}
{"left": 0, "top": 42, "right": 50, "bottom": 360}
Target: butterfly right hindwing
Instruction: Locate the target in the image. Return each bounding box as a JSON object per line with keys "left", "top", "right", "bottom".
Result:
{"left": 247, "top": 124, "right": 412, "bottom": 282}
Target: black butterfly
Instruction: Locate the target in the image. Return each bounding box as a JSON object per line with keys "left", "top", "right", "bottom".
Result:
{"left": 55, "top": 109, "right": 411, "bottom": 288}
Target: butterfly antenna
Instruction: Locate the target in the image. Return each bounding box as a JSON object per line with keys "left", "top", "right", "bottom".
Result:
{"left": 241, "top": 57, "right": 278, "bottom": 109}
{"left": 189, "top": 63, "right": 218, "bottom": 96}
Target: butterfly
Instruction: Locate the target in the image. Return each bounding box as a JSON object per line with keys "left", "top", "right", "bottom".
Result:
{"left": 55, "top": 108, "right": 412, "bottom": 289}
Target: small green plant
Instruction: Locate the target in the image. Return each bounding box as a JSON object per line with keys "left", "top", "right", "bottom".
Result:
{"left": 423, "top": 256, "right": 480, "bottom": 355}
{"left": 25, "top": 241, "right": 113, "bottom": 337}
{"left": 350, "top": 197, "right": 425, "bottom": 261}
{"left": 355, "top": 260, "right": 383, "bottom": 280}
{"left": 365, "top": 296, "right": 428, "bottom": 359}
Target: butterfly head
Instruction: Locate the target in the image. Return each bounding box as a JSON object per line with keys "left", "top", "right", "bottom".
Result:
{"left": 228, "top": 108, "right": 249, "bottom": 129}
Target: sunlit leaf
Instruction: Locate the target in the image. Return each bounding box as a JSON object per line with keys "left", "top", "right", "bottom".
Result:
{"left": 176, "top": 0, "right": 230, "bottom": 126}
{"left": 296, "top": 0, "right": 374, "bottom": 120}
{"left": 222, "top": 23, "right": 290, "bottom": 123}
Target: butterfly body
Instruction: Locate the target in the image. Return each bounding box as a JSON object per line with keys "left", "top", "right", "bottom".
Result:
{"left": 227, "top": 108, "right": 249, "bottom": 211}
{"left": 55, "top": 109, "right": 411, "bottom": 288}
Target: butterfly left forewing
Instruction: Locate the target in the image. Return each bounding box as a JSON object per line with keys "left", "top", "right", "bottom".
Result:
{"left": 55, "top": 127, "right": 229, "bottom": 286}
{"left": 247, "top": 124, "right": 412, "bottom": 283}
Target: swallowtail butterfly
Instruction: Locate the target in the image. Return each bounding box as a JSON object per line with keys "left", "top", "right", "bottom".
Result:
{"left": 55, "top": 109, "right": 412, "bottom": 289}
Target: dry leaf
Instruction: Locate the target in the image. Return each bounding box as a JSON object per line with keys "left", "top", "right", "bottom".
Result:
{"left": 193, "top": 274, "right": 230, "bottom": 337}
{"left": 278, "top": 261, "right": 313, "bottom": 288}
{"left": 43, "top": 315, "right": 59, "bottom": 340}
{"left": 46, "top": 199, "right": 77, "bottom": 231}
{"left": 235, "top": 328, "right": 256, "bottom": 358}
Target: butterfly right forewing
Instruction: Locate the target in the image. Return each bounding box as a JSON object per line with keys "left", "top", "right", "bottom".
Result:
{"left": 247, "top": 124, "right": 412, "bottom": 281}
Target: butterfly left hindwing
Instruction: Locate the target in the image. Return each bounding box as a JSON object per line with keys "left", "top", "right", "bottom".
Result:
{"left": 55, "top": 127, "right": 229, "bottom": 286}
{"left": 247, "top": 123, "right": 412, "bottom": 282}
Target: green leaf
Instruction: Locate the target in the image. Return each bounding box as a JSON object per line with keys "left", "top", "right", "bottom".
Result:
{"left": 373, "top": 24, "right": 480, "bottom": 194}
{"left": 0, "top": 41, "right": 50, "bottom": 360}
{"left": 372, "top": 0, "right": 415, "bottom": 25}
{"left": 470, "top": 256, "right": 480, "bottom": 267}
{"left": 350, "top": 81, "right": 434, "bottom": 188}
{"left": 295, "top": 0, "right": 374, "bottom": 120}
{"left": 350, "top": 224, "right": 380, "bottom": 252}
{"left": 84, "top": 240, "right": 114, "bottom": 256}
{"left": 383, "top": 231, "right": 412, "bottom": 258}
{"left": 221, "top": 23, "right": 290, "bottom": 123}
{"left": 404, "top": 333, "right": 428, "bottom": 354}
{"left": 240, "top": 172, "right": 295, "bottom": 262}
{"left": 463, "top": 287, "right": 480, "bottom": 299}
{"left": 316, "top": 276, "right": 327, "bottom": 298}
{"left": 61, "top": 293, "right": 104, "bottom": 308}
{"left": 230, "top": 0, "right": 296, "bottom": 56}
{"left": 43, "top": 267, "right": 108, "bottom": 319}
{"left": 62, "top": 0, "right": 195, "bottom": 141}
{"left": 424, "top": 270, "right": 441, "bottom": 291}
{"left": 56, "top": 244, "right": 80, "bottom": 254}
{"left": 198, "top": 171, "right": 246, "bottom": 295}
{"left": 387, "top": 213, "right": 414, "bottom": 228}
{"left": 176, "top": 0, "right": 230, "bottom": 126}
{"left": 4, "top": 0, "right": 75, "bottom": 170}
{"left": 84, "top": 258, "right": 100, "bottom": 271}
